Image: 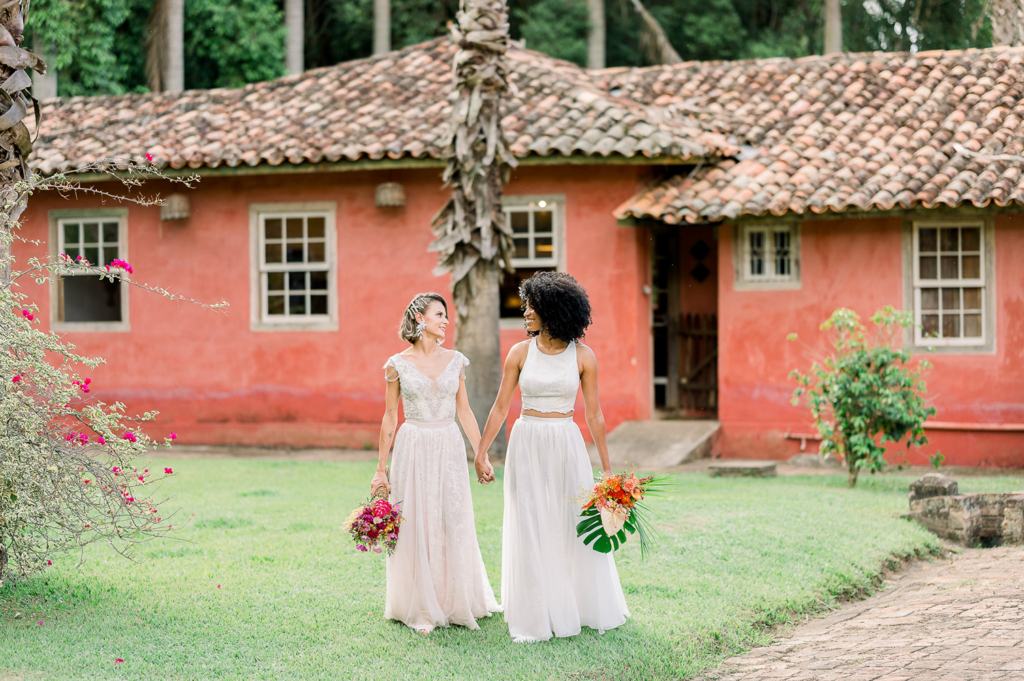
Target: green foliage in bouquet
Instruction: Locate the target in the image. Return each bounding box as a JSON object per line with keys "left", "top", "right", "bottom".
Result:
{"left": 576, "top": 473, "right": 672, "bottom": 560}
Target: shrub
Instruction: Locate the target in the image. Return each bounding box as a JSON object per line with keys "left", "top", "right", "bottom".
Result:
{"left": 790, "top": 307, "right": 936, "bottom": 487}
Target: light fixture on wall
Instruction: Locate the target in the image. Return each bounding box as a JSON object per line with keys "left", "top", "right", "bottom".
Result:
{"left": 160, "top": 193, "right": 190, "bottom": 221}
{"left": 375, "top": 182, "right": 406, "bottom": 208}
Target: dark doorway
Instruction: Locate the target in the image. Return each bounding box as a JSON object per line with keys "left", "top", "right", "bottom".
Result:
{"left": 651, "top": 226, "right": 719, "bottom": 417}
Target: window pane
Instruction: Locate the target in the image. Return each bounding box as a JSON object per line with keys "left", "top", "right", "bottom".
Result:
{"left": 940, "top": 255, "right": 959, "bottom": 279}
{"left": 921, "top": 314, "right": 939, "bottom": 338}
{"left": 534, "top": 237, "right": 553, "bottom": 259}
{"left": 267, "top": 295, "right": 285, "bottom": 315}
{"left": 534, "top": 211, "right": 553, "bottom": 234}
{"left": 265, "top": 218, "right": 282, "bottom": 239}
{"left": 964, "top": 314, "right": 982, "bottom": 338}
{"left": 268, "top": 272, "right": 284, "bottom": 291}
{"left": 289, "top": 295, "right": 306, "bottom": 315}
{"left": 500, "top": 267, "right": 552, "bottom": 318}
{"left": 962, "top": 255, "right": 980, "bottom": 279}
{"left": 940, "top": 228, "right": 959, "bottom": 252}
{"left": 514, "top": 238, "right": 529, "bottom": 258}
{"left": 286, "top": 218, "right": 303, "bottom": 239}
{"left": 310, "top": 295, "right": 328, "bottom": 315}
{"left": 962, "top": 227, "right": 980, "bottom": 251}
{"left": 63, "top": 223, "right": 79, "bottom": 245}
{"left": 749, "top": 231, "right": 764, "bottom": 276}
{"left": 265, "top": 243, "right": 282, "bottom": 263}
{"left": 919, "top": 228, "right": 937, "bottom": 252}
{"left": 308, "top": 241, "right": 325, "bottom": 263}
{"left": 920, "top": 288, "right": 939, "bottom": 311}
{"left": 288, "top": 271, "right": 306, "bottom": 291}
{"left": 84, "top": 247, "right": 99, "bottom": 266}
{"left": 310, "top": 271, "right": 328, "bottom": 290}
{"left": 103, "top": 247, "right": 119, "bottom": 267}
{"left": 62, "top": 275, "right": 121, "bottom": 322}
{"left": 286, "top": 243, "right": 304, "bottom": 263}
{"left": 510, "top": 211, "right": 529, "bottom": 233}
{"left": 307, "top": 217, "right": 325, "bottom": 239}
{"left": 83, "top": 223, "right": 99, "bottom": 243}
{"left": 919, "top": 256, "right": 937, "bottom": 279}
{"left": 941, "top": 288, "right": 960, "bottom": 310}
{"left": 963, "top": 287, "right": 982, "bottom": 310}
{"left": 102, "top": 222, "right": 119, "bottom": 243}
{"left": 64, "top": 247, "right": 80, "bottom": 260}
{"left": 942, "top": 314, "right": 960, "bottom": 338}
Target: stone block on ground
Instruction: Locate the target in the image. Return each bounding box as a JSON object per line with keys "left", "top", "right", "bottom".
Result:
{"left": 1001, "top": 495, "right": 1024, "bottom": 545}
{"left": 603, "top": 419, "right": 720, "bottom": 469}
{"left": 787, "top": 453, "right": 841, "bottom": 468}
{"left": 909, "top": 473, "right": 958, "bottom": 502}
{"left": 709, "top": 461, "right": 777, "bottom": 478}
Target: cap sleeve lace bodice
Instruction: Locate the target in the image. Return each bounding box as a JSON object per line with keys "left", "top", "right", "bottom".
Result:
{"left": 383, "top": 351, "right": 469, "bottom": 422}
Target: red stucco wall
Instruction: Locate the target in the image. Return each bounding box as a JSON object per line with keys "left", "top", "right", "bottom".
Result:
{"left": 717, "top": 214, "right": 1024, "bottom": 468}
{"left": 15, "top": 164, "right": 650, "bottom": 448}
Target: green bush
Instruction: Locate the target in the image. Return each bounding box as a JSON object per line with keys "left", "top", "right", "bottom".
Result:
{"left": 790, "top": 307, "right": 936, "bottom": 487}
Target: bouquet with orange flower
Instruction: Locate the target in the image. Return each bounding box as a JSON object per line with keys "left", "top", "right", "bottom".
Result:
{"left": 576, "top": 473, "right": 671, "bottom": 558}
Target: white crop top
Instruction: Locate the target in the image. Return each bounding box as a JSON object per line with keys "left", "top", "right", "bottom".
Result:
{"left": 519, "top": 338, "right": 579, "bottom": 414}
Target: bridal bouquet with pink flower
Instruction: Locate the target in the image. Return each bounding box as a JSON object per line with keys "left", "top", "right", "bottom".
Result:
{"left": 576, "top": 472, "right": 671, "bottom": 559}
{"left": 343, "top": 486, "right": 404, "bottom": 555}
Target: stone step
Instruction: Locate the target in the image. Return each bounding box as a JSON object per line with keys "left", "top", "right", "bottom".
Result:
{"left": 709, "top": 460, "right": 778, "bottom": 478}
{"left": 593, "top": 419, "right": 721, "bottom": 470}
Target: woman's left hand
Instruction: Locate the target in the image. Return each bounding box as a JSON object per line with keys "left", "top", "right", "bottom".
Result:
{"left": 475, "top": 455, "right": 495, "bottom": 485}
{"left": 602, "top": 468, "right": 613, "bottom": 479}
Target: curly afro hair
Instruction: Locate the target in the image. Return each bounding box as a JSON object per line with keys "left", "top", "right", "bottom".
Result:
{"left": 519, "top": 271, "right": 592, "bottom": 343}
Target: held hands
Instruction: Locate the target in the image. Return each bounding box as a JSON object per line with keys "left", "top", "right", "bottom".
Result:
{"left": 370, "top": 468, "right": 391, "bottom": 495}
{"left": 474, "top": 454, "right": 496, "bottom": 485}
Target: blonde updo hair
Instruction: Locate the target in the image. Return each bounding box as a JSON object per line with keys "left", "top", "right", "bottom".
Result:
{"left": 399, "top": 292, "right": 448, "bottom": 344}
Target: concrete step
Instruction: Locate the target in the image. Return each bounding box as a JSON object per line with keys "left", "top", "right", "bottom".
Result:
{"left": 592, "top": 419, "right": 721, "bottom": 470}
{"left": 709, "top": 460, "right": 777, "bottom": 478}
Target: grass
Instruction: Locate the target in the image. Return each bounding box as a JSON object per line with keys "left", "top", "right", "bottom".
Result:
{"left": 0, "top": 459, "right": 948, "bottom": 680}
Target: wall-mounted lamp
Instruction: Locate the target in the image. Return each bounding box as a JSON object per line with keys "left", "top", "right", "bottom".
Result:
{"left": 160, "top": 193, "right": 190, "bottom": 221}
{"left": 375, "top": 182, "right": 406, "bottom": 208}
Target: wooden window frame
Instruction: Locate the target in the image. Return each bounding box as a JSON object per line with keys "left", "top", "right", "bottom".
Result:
{"left": 249, "top": 202, "right": 338, "bottom": 332}
{"left": 910, "top": 219, "right": 989, "bottom": 348}
{"left": 499, "top": 195, "right": 566, "bottom": 328}
{"left": 48, "top": 208, "right": 130, "bottom": 333}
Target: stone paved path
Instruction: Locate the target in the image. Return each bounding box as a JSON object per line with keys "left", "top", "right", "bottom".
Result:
{"left": 700, "top": 547, "right": 1024, "bottom": 681}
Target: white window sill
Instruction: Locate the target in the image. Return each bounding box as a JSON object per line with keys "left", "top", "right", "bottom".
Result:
{"left": 733, "top": 279, "right": 801, "bottom": 291}
{"left": 251, "top": 318, "right": 339, "bottom": 332}
{"left": 51, "top": 321, "right": 131, "bottom": 333}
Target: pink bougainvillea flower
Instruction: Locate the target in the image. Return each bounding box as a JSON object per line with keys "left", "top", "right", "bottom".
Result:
{"left": 122, "top": 432, "right": 137, "bottom": 443}
{"left": 216, "top": 584, "right": 221, "bottom": 589}
{"left": 145, "top": 152, "right": 153, "bottom": 162}
{"left": 164, "top": 467, "right": 173, "bottom": 474}
{"left": 115, "top": 659, "right": 124, "bottom": 664}
{"left": 21, "top": 309, "right": 33, "bottom": 321}
{"left": 169, "top": 431, "right": 177, "bottom": 440}
{"left": 12, "top": 374, "right": 21, "bottom": 383}
{"left": 97, "top": 436, "right": 106, "bottom": 445}
{"left": 37, "top": 621, "right": 43, "bottom": 626}
{"left": 47, "top": 560, "right": 52, "bottom": 566}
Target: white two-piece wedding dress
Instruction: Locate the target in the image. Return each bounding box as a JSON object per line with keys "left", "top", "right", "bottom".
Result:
{"left": 502, "top": 338, "right": 630, "bottom": 642}
{"left": 383, "top": 351, "right": 500, "bottom": 633}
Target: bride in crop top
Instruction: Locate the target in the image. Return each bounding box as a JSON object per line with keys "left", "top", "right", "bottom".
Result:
{"left": 475, "top": 272, "right": 629, "bottom": 643}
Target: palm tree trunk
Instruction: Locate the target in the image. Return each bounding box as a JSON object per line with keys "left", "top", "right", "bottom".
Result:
{"left": 286, "top": 0, "right": 304, "bottom": 74}
{"left": 374, "top": 0, "right": 391, "bottom": 54}
{"left": 587, "top": 0, "right": 605, "bottom": 69}
{"left": 431, "top": 0, "right": 516, "bottom": 456}
{"left": 165, "top": 0, "right": 184, "bottom": 92}
{"left": 824, "top": 0, "right": 842, "bottom": 53}
{"left": 990, "top": 0, "right": 1024, "bottom": 45}
{"left": 31, "top": 38, "right": 56, "bottom": 99}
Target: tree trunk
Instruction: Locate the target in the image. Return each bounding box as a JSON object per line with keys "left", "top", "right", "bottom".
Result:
{"left": 823, "top": 0, "right": 842, "bottom": 53}
{"left": 374, "top": 0, "right": 391, "bottom": 55}
{"left": 587, "top": 0, "right": 605, "bottom": 69}
{"left": 456, "top": 260, "right": 507, "bottom": 455}
{"left": 990, "top": 0, "right": 1024, "bottom": 45}
{"left": 847, "top": 460, "right": 859, "bottom": 487}
{"left": 31, "top": 39, "right": 56, "bottom": 99}
{"left": 286, "top": 0, "right": 304, "bottom": 74}
{"left": 165, "top": 0, "right": 184, "bottom": 92}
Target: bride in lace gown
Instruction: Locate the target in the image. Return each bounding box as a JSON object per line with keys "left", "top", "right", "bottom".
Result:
{"left": 371, "top": 293, "right": 500, "bottom": 634}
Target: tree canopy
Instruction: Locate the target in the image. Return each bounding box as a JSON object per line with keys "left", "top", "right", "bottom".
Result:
{"left": 28, "top": 0, "right": 994, "bottom": 96}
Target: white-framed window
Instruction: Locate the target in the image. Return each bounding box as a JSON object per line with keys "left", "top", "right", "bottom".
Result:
{"left": 51, "top": 210, "right": 130, "bottom": 330}
{"left": 737, "top": 223, "right": 799, "bottom": 286}
{"left": 500, "top": 196, "right": 565, "bottom": 319}
{"left": 249, "top": 203, "right": 337, "bottom": 331}
{"left": 912, "top": 221, "right": 986, "bottom": 346}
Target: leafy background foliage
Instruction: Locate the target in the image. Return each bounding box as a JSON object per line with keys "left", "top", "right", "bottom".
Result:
{"left": 26, "top": 0, "right": 994, "bottom": 96}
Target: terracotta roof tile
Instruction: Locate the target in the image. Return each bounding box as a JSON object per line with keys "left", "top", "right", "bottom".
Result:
{"left": 31, "top": 39, "right": 733, "bottom": 175}
{"left": 606, "top": 46, "right": 1024, "bottom": 222}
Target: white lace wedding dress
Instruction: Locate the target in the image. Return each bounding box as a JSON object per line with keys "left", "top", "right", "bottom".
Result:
{"left": 383, "top": 351, "right": 500, "bottom": 633}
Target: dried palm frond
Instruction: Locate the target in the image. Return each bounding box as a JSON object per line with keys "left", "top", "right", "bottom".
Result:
{"left": 622, "top": 0, "right": 682, "bottom": 65}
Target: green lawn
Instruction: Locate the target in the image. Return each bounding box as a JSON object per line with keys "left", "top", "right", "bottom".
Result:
{"left": 0, "top": 459, "right": 950, "bottom": 680}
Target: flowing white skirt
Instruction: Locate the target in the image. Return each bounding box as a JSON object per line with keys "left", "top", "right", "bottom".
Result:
{"left": 502, "top": 415, "right": 630, "bottom": 642}
{"left": 385, "top": 419, "right": 500, "bottom": 632}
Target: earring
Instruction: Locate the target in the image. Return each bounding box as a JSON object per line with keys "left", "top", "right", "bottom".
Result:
{"left": 415, "top": 321, "right": 426, "bottom": 338}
